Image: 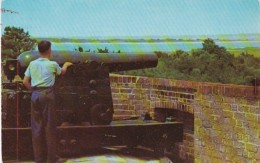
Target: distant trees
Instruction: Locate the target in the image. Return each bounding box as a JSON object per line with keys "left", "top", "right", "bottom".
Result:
{"left": 78, "top": 46, "right": 84, "bottom": 52}
{"left": 1, "top": 26, "right": 37, "bottom": 60}
{"left": 233, "top": 53, "right": 260, "bottom": 85}
{"left": 119, "top": 38, "right": 260, "bottom": 85}
{"left": 186, "top": 39, "right": 237, "bottom": 83}
{"left": 97, "top": 47, "right": 109, "bottom": 53}
{"left": 75, "top": 46, "right": 120, "bottom": 53}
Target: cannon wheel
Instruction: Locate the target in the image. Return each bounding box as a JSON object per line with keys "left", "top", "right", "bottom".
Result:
{"left": 90, "top": 104, "right": 113, "bottom": 125}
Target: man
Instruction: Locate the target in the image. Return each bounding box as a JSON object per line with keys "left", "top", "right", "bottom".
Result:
{"left": 23, "top": 40, "right": 73, "bottom": 163}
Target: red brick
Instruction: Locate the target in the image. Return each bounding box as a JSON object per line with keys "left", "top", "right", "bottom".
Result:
{"left": 120, "top": 88, "right": 132, "bottom": 93}
{"left": 245, "top": 113, "right": 257, "bottom": 122}
{"left": 202, "top": 85, "right": 213, "bottom": 94}
{"left": 256, "top": 149, "right": 260, "bottom": 160}
{"left": 223, "top": 111, "right": 233, "bottom": 118}
{"left": 245, "top": 143, "right": 258, "bottom": 153}
{"left": 122, "top": 76, "right": 131, "bottom": 83}
{"left": 111, "top": 88, "right": 119, "bottom": 93}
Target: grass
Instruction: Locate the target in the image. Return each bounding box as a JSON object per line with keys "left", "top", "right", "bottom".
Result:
{"left": 227, "top": 47, "right": 260, "bottom": 57}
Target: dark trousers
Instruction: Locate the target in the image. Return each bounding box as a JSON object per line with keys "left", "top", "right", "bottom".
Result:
{"left": 31, "top": 88, "right": 57, "bottom": 163}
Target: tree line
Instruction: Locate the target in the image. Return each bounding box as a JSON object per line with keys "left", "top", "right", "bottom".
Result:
{"left": 118, "top": 38, "right": 260, "bottom": 86}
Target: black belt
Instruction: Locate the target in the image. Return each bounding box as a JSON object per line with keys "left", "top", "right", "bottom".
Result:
{"left": 32, "top": 86, "right": 53, "bottom": 90}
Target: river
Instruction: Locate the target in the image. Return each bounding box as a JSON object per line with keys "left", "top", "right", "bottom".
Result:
{"left": 51, "top": 41, "right": 260, "bottom": 53}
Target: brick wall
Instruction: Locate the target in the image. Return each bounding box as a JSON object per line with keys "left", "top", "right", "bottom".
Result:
{"left": 110, "top": 74, "right": 260, "bottom": 162}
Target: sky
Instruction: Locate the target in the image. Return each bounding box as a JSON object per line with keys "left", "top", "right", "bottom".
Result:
{"left": 1, "top": 0, "right": 260, "bottom": 38}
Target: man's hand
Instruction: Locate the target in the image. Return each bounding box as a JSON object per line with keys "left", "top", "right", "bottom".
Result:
{"left": 61, "top": 62, "right": 73, "bottom": 75}
{"left": 64, "top": 62, "right": 73, "bottom": 67}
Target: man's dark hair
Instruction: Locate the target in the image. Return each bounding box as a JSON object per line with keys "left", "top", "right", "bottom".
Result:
{"left": 38, "top": 40, "right": 51, "bottom": 53}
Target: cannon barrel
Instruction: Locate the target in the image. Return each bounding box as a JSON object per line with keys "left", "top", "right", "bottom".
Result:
{"left": 7, "top": 50, "right": 158, "bottom": 125}
{"left": 17, "top": 50, "right": 158, "bottom": 72}
{"left": 4, "top": 50, "right": 158, "bottom": 82}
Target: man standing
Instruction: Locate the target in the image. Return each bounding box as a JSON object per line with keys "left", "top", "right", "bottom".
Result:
{"left": 23, "top": 40, "right": 72, "bottom": 163}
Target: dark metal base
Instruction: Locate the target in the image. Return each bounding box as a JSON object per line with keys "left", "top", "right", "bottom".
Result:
{"left": 2, "top": 120, "right": 183, "bottom": 161}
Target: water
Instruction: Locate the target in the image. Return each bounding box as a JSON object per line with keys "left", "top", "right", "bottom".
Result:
{"left": 51, "top": 41, "right": 260, "bottom": 53}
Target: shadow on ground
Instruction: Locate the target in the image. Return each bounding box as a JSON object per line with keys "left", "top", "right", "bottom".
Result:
{"left": 3, "top": 146, "right": 179, "bottom": 163}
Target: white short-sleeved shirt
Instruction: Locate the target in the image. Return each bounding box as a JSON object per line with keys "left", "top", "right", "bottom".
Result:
{"left": 24, "top": 58, "right": 62, "bottom": 87}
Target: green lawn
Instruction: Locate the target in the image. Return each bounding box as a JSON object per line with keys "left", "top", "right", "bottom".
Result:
{"left": 227, "top": 47, "right": 260, "bottom": 57}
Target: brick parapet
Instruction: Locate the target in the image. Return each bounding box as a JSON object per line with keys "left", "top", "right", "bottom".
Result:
{"left": 109, "top": 74, "right": 260, "bottom": 162}
{"left": 110, "top": 74, "right": 260, "bottom": 98}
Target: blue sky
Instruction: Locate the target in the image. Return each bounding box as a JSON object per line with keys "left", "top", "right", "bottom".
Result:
{"left": 1, "top": 0, "right": 259, "bottom": 38}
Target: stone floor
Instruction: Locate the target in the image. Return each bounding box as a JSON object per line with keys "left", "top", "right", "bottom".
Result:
{"left": 3, "top": 146, "right": 174, "bottom": 163}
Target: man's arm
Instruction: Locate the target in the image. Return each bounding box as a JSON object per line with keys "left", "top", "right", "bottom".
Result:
{"left": 23, "top": 76, "right": 32, "bottom": 91}
{"left": 61, "top": 62, "right": 73, "bottom": 75}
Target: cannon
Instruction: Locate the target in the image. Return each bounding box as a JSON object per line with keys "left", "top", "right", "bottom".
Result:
{"left": 2, "top": 50, "right": 183, "bottom": 161}
{"left": 4, "top": 50, "right": 157, "bottom": 81}
{"left": 3, "top": 50, "right": 158, "bottom": 126}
